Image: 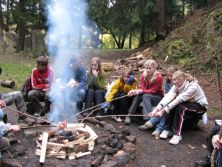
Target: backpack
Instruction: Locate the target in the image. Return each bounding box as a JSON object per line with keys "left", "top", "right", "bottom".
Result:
{"left": 21, "top": 76, "right": 32, "bottom": 101}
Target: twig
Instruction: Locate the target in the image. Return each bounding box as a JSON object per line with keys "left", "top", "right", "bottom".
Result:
{"left": 20, "top": 125, "right": 57, "bottom": 129}
{"left": 80, "top": 108, "right": 98, "bottom": 123}
{"left": 66, "top": 94, "right": 128, "bottom": 122}
{"left": 71, "top": 114, "right": 150, "bottom": 123}
{"left": 7, "top": 150, "right": 13, "bottom": 158}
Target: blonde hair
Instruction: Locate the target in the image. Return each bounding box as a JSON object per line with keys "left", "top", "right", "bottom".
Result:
{"left": 173, "top": 70, "right": 197, "bottom": 82}
{"left": 143, "top": 59, "right": 158, "bottom": 83}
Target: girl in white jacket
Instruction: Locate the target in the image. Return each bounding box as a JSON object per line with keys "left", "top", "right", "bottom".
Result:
{"left": 149, "top": 70, "right": 208, "bottom": 145}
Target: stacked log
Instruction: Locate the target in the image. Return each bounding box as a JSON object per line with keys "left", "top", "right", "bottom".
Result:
{"left": 35, "top": 123, "right": 98, "bottom": 163}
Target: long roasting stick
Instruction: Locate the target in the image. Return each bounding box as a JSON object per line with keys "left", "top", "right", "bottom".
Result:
{"left": 66, "top": 94, "right": 129, "bottom": 122}
{"left": 69, "top": 114, "right": 150, "bottom": 123}
{"left": 5, "top": 106, "right": 58, "bottom": 127}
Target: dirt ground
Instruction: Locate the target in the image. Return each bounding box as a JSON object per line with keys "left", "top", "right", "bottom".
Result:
{"left": 0, "top": 52, "right": 221, "bottom": 167}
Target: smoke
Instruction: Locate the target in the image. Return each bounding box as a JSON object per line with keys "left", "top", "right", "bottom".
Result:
{"left": 45, "top": 0, "right": 87, "bottom": 123}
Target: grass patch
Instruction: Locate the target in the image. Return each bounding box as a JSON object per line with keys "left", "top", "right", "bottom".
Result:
{"left": 0, "top": 62, "right": 35, "bottom": 93}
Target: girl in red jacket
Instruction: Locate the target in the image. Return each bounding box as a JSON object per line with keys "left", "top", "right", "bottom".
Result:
{"left": 124, "top": 59, "right": 163, "bottom": 125}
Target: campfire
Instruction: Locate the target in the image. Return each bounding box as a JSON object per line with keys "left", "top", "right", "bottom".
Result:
{"left": 35, "top": 123, "right": 98, "bottom": 163}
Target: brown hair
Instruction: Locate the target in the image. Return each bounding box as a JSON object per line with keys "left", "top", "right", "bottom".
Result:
{"left": 90, "top": 57, "right": 102, "bottom": 76}
{"left": 166, "top": 65, "right": 178, "bottom": 74}
{"left": 120, "top": 68, "right": 134, "bottom": 82}
{"left": 36, "top": 55, "right": 49, "bottom": 66}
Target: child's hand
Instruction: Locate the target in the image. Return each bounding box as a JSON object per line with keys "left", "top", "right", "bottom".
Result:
{"left": 0, "top": 100, "right": 6, "bottom": 108}
{"left": 126, "top": 75, "right": 134, "bottom": 84}
{"left": 212, "top": 134, "right": 221, "bottom": 149}
{"left": 9, "top": 125, "right": 21, "bottom": 132}
{"left": 92, "top": 70, "right": 98, "bottom": 77}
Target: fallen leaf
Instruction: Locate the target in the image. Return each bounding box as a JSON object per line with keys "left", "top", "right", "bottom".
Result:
{"left": 202, "top": 144, "right": 207, "bottom": 149}
{"left": 188, "top": 144, "right": 196, "bottom": 149}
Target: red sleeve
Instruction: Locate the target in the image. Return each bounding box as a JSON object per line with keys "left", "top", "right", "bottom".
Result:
{"left": 141, "top": 74, "right": 163, "bottom": 94}
{"left": 31, "top": 69, "right": 47, "bottom": 90}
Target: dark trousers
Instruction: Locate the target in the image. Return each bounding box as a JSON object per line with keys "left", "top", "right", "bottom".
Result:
{"left": 85, "top": 89, "right": 105, "bottom": 113}
{"left": 164, "top": 102, "right": 206, "bottom": 136}
{"left": 0, "top": 137, "right": 10, "bottom": 152}
{"left": 216, "top": 149, "right": 222, "bottom": 167}
{"left": 28, "top": 89, "right": 51, "bottom": 114}
{"left": 113, "top": 92, "right": 133, "bottom": 116}
{"left": 207, "top": 124, "right": 221, "bottom": 153}
{"left": 128, "top": 94, "right": 163, "bottom": 121}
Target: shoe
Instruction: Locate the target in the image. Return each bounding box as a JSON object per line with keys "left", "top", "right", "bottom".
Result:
{"left": 111, "top": 116, "right": 116, "bottom": 120}
{"left": 195, "top": 156, "right": 210, "bottom": 167}
{"left": 152, "top": 129, "right": 161, "bottom": 137}
{"left": 138, "top": 121, "right": 154, "bottom": 131}
{"left": 116, "top": 117, "right": 123, "bottom": 122}
{"left": 124, "top": 116, "right": 131, "bottom": 125}
{"left": 159, "top": 130, "right": 171, "bottom": 139}
{"left": 18, "top": 115, "right": 26, "bottom": 123}
{"left": 169, "top": 135, "right": 182, "bottom": 145}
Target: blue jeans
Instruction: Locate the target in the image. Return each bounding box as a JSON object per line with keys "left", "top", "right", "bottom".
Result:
{"left": 216, "top": 149, "right": 222, "bottom": 167}
{"left": 129, "top": 94, "right": 163, "bottom": 121}
{"left": 1, "top": 91, "right": 26, "bottom": 113}
{"left": 150, "top": 116, "right": 165, "bottom": 131}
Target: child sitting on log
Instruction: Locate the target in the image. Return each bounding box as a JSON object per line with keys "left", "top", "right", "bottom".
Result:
{"left": 101, "top": 69, "right": 137, "bottom": 122}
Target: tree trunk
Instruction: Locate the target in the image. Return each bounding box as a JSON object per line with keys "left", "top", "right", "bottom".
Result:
{"left": 5, "top": 0, "right": 10, "bottom": 32}
{"left": 0, "top": 0, "right": 4, "bottom": 33}
{"left": 16, "top": 0, "right": 26, "bottom": 52}
{"left": 155, "top": 0, "right": 165, "bottom": 38}
{"left": 182, "top": 0, "right": 185, "bottom": 18}
{"left": 138, "top": 0, "right": 145, "bottom": 47}
{"left": 129, "top": 33, "right": 132, "bottom": 49}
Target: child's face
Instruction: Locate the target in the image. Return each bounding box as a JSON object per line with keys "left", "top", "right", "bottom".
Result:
{"left": 145, "top": 64, "right": 155, "bottom": 76}
{"left": 37, "top": 64, "right": 47, "bottom": 72}
{"left": 91, "top": 60, "right": 98, "bottom": 71}
{"left": 172, "top": 75, "right": 184, "bottom": 88}
{"left": 123, "top": 74, "right": 130, "bottom": 83}
{"left": 166, "top": 71, "right": 174, "bottom": 83}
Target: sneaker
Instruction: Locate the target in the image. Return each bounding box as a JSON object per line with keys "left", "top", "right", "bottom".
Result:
{"left": 152, "top": 129, "right": 161, "bottom": 137}
{"left": 116, "top": 117, "right": 123, "bottom": 122}
{"left": 159, "top": 130, "right": 171, "bottom": 139}
{"left": 111, "top": 116, "right": 116, "bottom": 120}
{"left": 138, "top": 121, "right": 154, "bottom": 131}
{"left": 124, "top": 116, "right": 131, "bottom": 125}
{"left": 169, "top": 135, "right": 182, "bottom": 145}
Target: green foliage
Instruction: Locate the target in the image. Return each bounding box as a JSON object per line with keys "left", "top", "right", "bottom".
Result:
{"left": 0, "top": 63, "right": 34, "bottom": 93}
{"left": 153, "top": 38, "right": 195, "bottom": 66}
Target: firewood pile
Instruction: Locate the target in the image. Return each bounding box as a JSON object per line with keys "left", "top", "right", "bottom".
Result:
{"left": 35, "top": 123, "right": 97, "bottom": 163}
{"left": 102, "top": 48, "right": 152, "bottom": 74}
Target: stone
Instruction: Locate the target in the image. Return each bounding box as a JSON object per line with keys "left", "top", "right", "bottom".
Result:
{"left": 99, "top": 146, "right": 117, "bottom": 155}
{"left": 1, "top": 158, "right": 22, "bottom": 167}
{"left": 103, "top": 123, "right": 118, "bottom": 133}
{"left": 120, "top": 127, "right": 131, "bottom": 136}
{"left": 24, "top": 129, "right": 37, "bottom": 138}
{"left": 126, "top": 135, "right": 136, "bottom": 144}
{"left": 123, "top": 142, "right": 136, "bottom": 154}
{"left": 100, "top": 160, "right": 118, "bottom": 167}
{"left": 114, "top": 152, "right": 130, "bottom": 166}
